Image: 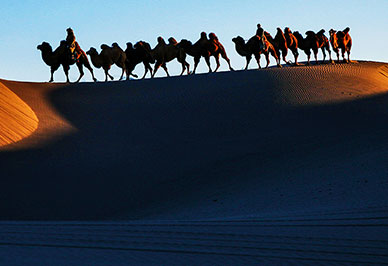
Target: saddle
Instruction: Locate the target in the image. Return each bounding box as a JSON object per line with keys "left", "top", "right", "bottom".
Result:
{"left": 67, "top": 43, "right": 78, "bottom": 62}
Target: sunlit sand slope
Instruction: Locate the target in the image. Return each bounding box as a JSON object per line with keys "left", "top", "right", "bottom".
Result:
{"left": 0, "top": 82, "right": 38, "bottom": 146}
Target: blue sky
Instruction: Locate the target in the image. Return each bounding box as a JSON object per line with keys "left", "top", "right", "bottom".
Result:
{"left": 0, "top": 0, "right": 387, "bottom": 82}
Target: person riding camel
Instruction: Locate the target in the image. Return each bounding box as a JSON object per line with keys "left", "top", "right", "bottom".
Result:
{"left": 66, "top": 28, "right": 82, "bottom": 62}
{"left": 256, "top": 24, "right": 266, "bottom": 51}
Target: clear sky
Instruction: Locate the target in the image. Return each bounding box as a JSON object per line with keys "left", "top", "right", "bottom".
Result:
{"left": 0, "top": 0, "right": 387, "bottom": 82}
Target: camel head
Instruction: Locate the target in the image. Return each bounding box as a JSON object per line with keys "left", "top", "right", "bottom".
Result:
{"left": 232, "top": 36, "right": 245, "bottom": 45}
{"left": 157, "top": 37, "right": 165, "bottom": 44}
{"left": 208, "top": 32, "right": 218, "bottom": 40}
{"left": 284, "top": 27, "right": 291, "bottom": 34}
{"left": 86, "top": 47, "right": 98, "bottom": 56}
{"left": 37, "top": 42, "right": 52, "bottom": 52}
{"left": 329, "top": 29, "right": 337, "bottom": 37}
{"left": 343, "top": 27, "right": 350, "bottom": 34}
{"left": 168, "top": 37, "right": 178, "bottom": 45}
{"left": 126, "top": 42, "right": 133, "bottom": 49}
{"left": 112, "top": 42, "right": 120, "bottom": 48}
{"left": 200, "top": 32, "right": 207, "bottom": 39}
{"left": 276, "top": 27, "right": 283, "bottom": 33}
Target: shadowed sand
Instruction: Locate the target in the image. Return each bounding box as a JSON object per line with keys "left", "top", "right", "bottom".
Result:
{"left": 1, "top": 61, "right": 388, "bottom": 264}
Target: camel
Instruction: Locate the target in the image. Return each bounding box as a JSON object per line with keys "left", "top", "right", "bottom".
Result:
{"left": 125, "top": 41, "right": 154, "bottom": 80}
{"left": 293, "top": 31, "right": 318, "bottom": 65}
{"left": 264, "top": 28, "right": 290, "bottom": 65}
{"left": 284, "top": 27, "right": 300, "bottom": 65}
{"left": 178, "top": 32, "right": 234, "bottom": 74}
{"left": 316, "top": 29, "right": 333, "bottom": 63}
{"left": 207, "top": 33, "right": 234, "bottom": 72}
{"left": 110, "top": 43, "right": 130, "bottom": 80}
{"left": 232, "top": 35, "right": 280, "bottom": 69}
{"left": 150, "top": 37, "right": 190, "bottom": 78}
{"left": 86, "top": 44, "right": 135, "bottom": 81}
{"left": 37, "top": 41, "right": 96, "bottom": 83}
{"left": 329, "top": 27, "right": 352, "bottom": 63}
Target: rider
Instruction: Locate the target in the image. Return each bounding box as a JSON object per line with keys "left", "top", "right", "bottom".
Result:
{"left": 66, "top": 28, "right": 82, "bottom": 61}
{"left": 256, "top": 24, "right": 266, "bottom": 51}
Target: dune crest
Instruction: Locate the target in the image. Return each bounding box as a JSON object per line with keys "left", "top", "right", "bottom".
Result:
{"left": 0, "top": 82, "right": 38, "bottom": 146}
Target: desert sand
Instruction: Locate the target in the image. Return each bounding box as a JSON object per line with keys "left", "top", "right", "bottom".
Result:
{"left": 1, "top": 61, "right": 388, "bottom": 264}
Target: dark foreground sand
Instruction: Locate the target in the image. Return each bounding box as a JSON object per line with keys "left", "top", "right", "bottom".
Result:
{"left": 0, "top": 61, "right": 387, "bottom": 264}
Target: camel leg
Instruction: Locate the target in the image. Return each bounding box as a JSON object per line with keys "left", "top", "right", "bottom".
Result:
{"left": 82, "top": 58, "right": 97, "bottom": 82}
{"left": 213, "top": 54, "right": 221, "bottom": 73}
{"left": 192, "top": 56, "right": 201, "bottom": 74}
{"left": 347, "top": 49, "right": 351, "bottom": 63}
{"left": 293, "top": 49, "right": 300, "bottom": 65}
{"left": 49, "top": 64, "right": 60, "bottom": 82}
{"left": 220, "top": 50, "right": 234, "bottom": 71}
{"left": 264, "top": 52, "right": 270, "bottom": 68}
{"left": 161, "top": 63, "right": 170, "bottom": 77}
{"left": 177, "top": 57, "right": 189, "bottom": 76}
{"left": 245, "top": 55, "right": 252, "bottom": 70}
{"left": 62, "top": 64, "right": 71, "bottom": 83}
{"left": 321, "top": 48, "right": 326, "bottom": 63}
{"left": 314, "top": 50, "right": 318, "bottom": 64}
{"left": 142, "top": 62, "right": 151, "bottom": 79}
{"left": 119, "top": 68, "right": 125, "bottom": 81}
{"left": 327, "top": 48, "right": 333, "bottom": 64}
{"left": 204, "top": 56, "right": 212, "bottom": 73}
{"left": 152, "top": 61, "right": 163, "bottom": 78}
{"left": 342, "top": 49, "right": 346, "bottom": 63}
{"left": 253, "top": 54, "right": 261, "bottom": 69}
{"left": 336, "top": 50, "right": 340, "bottom": 63}
{"left": 104, "top": 67, "right": 114, "bottom": 82}
{"left": 282, "top": 49, "right": 290, "bottom": 65}
{"left": 306, "top": 51, "right": 311, "bottom": 65}
{"left": 75, "top": 62, "right": 84, "bottom": 83}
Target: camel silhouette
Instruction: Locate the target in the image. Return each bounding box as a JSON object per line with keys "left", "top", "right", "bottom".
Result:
{"left": 284, "top": 27, "right": 300, "bottom": 65}
{"left": 179, "top": 32, "right": 233, "bottom": 74}
{"left": 37, "top": 41, "right": 96, "bottom": 83}
{"left": 86, "top": 44, "right": 134, "bottom": 81}
{"left": 125, "top": 41, "right": 154, "bottom": 80}
{"left": 232, "top": 35, "right": 280, "bottom": 69}
{"left": 329, "top": 27, "right": 352, "bottom": 63}
{"left": 150, "top": 37, "right": 190, "bottom": 78}
{"left": 264, "top": 28, "right": 291, "bottom": 65}
{"left": 316, "top": 29, "right": 333, "bottom": 63}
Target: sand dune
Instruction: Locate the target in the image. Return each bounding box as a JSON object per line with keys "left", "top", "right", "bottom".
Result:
{"left": 1, "top": 61, "right": 388, "bottom": 264}
{"left": 0, "top": 82, "right": 38, "bottom": 146}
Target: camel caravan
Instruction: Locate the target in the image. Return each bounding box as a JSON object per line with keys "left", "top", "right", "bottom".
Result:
{"left": 37, "top": 26, "right": 352, "bottom": 82}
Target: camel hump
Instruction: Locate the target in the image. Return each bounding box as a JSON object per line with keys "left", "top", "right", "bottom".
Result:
{"left": 317, "top": 29, "right": 325, "bottom": 35}
{"left": 306, "top": 31, "right": 315, "bottom": 36}
{"left": 168, "top": 37, "right": 178, "bottom": 45}
{"left": 100, "top": 44, "right": 110, "bottom": 50}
